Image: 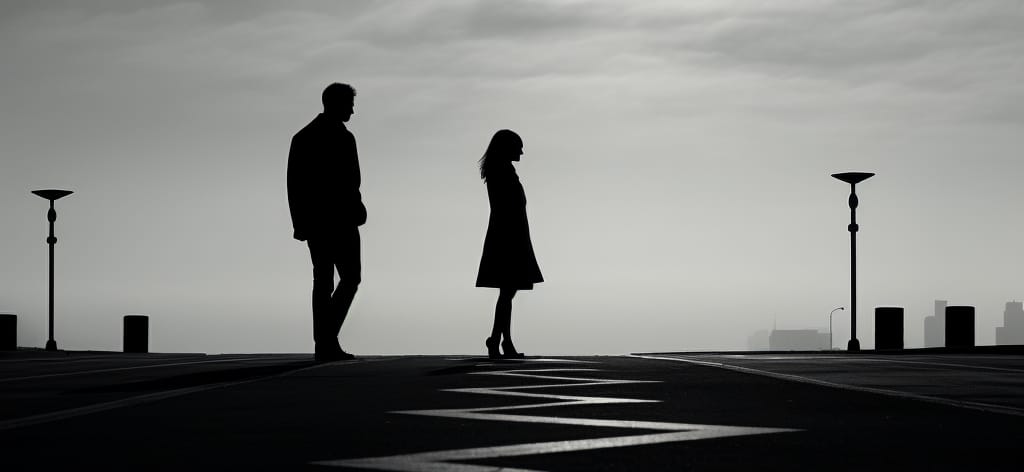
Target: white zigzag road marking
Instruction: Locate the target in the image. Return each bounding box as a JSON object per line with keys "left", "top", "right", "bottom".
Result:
{"left": 313, "top": 365, "right": 800, "bottom": 471}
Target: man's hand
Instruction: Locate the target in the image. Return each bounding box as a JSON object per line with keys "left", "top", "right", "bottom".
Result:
{"left": 354, "top": 201, "right": 367, "bottom": 226}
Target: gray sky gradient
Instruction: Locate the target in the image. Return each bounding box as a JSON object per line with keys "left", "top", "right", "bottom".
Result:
{"left": 2, "top": 0, "right": 1023, "bottom": 354}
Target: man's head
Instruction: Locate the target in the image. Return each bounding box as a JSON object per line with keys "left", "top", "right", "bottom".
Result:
{"left": 322, "top": 83, "right": 356, "bottom": 122}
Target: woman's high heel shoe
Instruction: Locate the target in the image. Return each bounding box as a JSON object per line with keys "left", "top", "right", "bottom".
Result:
{"left": 485, "top": 337, "right": 501, "bottom": 359}
{"left": 501, "top": 340, "right": 525, "bottom": 358}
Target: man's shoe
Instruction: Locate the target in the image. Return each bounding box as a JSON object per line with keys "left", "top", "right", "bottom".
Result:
{"left": 315, "top": 349, "right": 356, "bottom": 362}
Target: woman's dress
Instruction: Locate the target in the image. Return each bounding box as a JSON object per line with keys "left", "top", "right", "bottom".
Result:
{"left": 476, "top": 167, "right": 543, "bottom": 289}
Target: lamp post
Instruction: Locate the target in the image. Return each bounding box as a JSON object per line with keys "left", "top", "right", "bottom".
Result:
{"left": 31, "top": 189, "right": 73, "bottom": 351}
{"left": 831, "top": 172, "right": 873, "bottom": 351}
{"left": 829, "top": 307, "right": 844, "bottom": 350}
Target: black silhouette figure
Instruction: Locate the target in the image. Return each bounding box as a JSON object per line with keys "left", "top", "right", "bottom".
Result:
{"left": 476, "top": 130, "right": 543, "bottom": 359}
{"left": 288, "top": 83, "right": 366, "bottom": 362}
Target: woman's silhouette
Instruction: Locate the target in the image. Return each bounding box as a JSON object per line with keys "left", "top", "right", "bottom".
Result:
{"left": 476, "top": 129, "right": 544, "bottom": 359}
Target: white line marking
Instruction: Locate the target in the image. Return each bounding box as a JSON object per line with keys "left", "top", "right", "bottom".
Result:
{"left": 313, "top": 365, "right": 797, "bottom": 471}
{"left": 716, "top": 353, "right": 1024, "bottom": 374}
{"left": 0, "top": 356, "right": 276, "bottom": 383}
{"left": 841, "top": 357, "right": 1024, "bottom": 374}
{"left": 633, "top": 354, "right": 1024, "bottom": 418}
{"left": 0, "top": 359, "right": 370, "bottom": 432}
{"left": 0, "top": 354, "right": 201, "bottom": 364}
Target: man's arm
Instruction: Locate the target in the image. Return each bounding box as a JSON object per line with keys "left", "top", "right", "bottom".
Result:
{"left": 348, "top": 131, "right": 367, "bottom": 226}
{"left": 287, "top": 135, "right": 310, "bottom": 241}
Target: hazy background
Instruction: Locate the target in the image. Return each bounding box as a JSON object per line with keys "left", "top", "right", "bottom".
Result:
{"left": 2, "top": 0, "right": 1022, "bottom": 354}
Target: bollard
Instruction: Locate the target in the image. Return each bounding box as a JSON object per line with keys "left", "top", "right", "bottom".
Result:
{"left": 123, "top": 315, "right": 149, "bottom": 353}
{"left": 945, "top": 306, "right": 975, "bottom": 348}
{"left": 874, "top": 307, "right": 904, "bottom": 350}
{"left": 0, "top": 314, "right": 16, "bottom": 350}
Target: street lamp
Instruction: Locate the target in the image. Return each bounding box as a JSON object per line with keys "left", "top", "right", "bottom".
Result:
{"left": 831, "top": 172, "right": 873, "bottom": 351}
{"left": 829, "top": 307, "right": 844, "bottom": 350}
{"left": 31, "top": 189, "right": 73, "bottom": 351}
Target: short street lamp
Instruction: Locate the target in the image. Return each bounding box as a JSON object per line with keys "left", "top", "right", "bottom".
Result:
{"left": 829, "top": 307, "right": 844, "bottom": 350}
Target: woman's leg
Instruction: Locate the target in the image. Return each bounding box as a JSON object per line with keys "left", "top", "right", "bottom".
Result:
{"left": 490, "top": 288, "right": 515, "bottom": 340}
{"left": 497, "top": 288, "right": 517, "bottom": 342}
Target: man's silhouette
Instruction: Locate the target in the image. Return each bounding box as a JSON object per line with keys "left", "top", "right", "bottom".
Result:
{"left": 288, "top": 83, "right": 366, "bottom": 362}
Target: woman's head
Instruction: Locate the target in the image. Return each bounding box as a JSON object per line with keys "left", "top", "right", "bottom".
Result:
{"left": 479, "top": 129, "right": 523, "bottom": 181}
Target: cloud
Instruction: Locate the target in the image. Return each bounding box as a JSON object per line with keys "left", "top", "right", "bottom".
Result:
{"left": 3, "top": 0, "right": 1022, "bottom": 127}
{"left": 661, "top": 1, "right": 1024, "bottom": 87}
{"left": 329, "top": 0, "right": 1024, "bottom": 123}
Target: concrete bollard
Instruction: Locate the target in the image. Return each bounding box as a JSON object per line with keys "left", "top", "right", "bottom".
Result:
{"left": 874, "top": 307, "right": 904, "bottom": 350}
{"left": 123, "top": 315, "right": 149, "bottom": 353}
{"left": 945, "top": 306, "right": 975, "bottom": 348}
{"left": 0, "top": 314, "right": 16, "bottom": 350}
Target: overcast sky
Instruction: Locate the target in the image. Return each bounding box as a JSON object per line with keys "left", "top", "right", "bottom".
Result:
{"left": 2, "top": 0, "right": 1023, "bottom": 354}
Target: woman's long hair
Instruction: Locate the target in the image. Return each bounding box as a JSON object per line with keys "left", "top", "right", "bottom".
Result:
{"left": 478, "top": 129, "right": 522, "bottom": 182}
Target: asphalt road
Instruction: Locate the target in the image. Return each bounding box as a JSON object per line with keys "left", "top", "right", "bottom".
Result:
{"left": 2, "top": 352, "right": 1023, "bottom": 471}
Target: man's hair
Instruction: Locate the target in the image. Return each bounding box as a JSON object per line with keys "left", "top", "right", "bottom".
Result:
{"left": 322, "top": 83, "right": 356, "bottom": 108}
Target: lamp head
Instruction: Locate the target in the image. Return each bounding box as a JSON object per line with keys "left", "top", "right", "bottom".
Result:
{"left": 31, "top": 189, "right": 73, "bottom": 201}
{"left": 831, "top": 172, "right": 874, "bottom": 185}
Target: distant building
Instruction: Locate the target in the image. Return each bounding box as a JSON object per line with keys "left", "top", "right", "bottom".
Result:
{"left": 996, "top": 301, "right": 1024, "bottom": 345}
{"left": 923, "top": 300, "right": 947, "bottom": 348}
{"left": 769, "top": 329, "right": 829, "bottom": 351}
{"left": 747, "top": 329, "right": 770, "bottom": 351}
